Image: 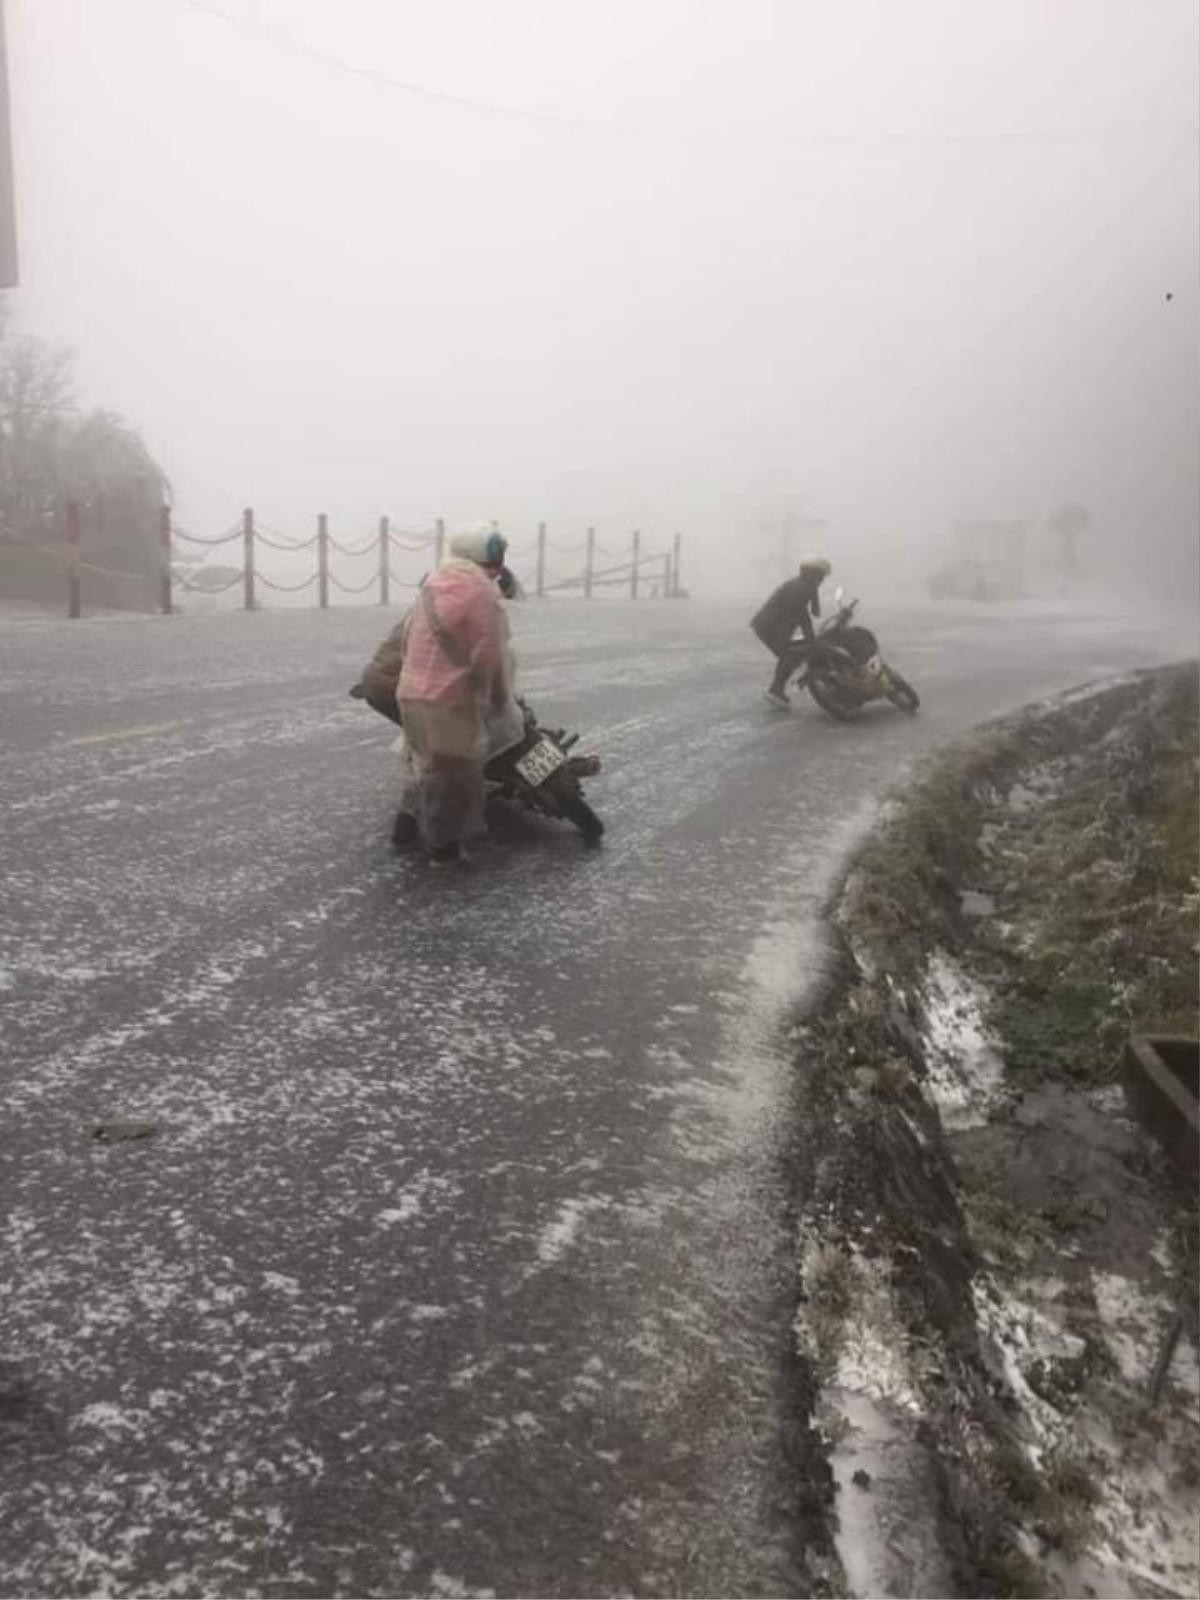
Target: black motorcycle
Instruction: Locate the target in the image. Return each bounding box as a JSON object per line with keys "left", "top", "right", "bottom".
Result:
{"left": 351, "top": 680, "right": 604, "bottom": 841}
{"left": 484, "top": 700, "right": 604, "bottom": 841}
{"left": 788, "top": 589, "right": 920, "bottom": 721}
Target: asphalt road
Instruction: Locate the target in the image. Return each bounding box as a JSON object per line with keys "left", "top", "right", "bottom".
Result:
{"left": 0, "top": 596, "right": 1187, "bottom": 1598}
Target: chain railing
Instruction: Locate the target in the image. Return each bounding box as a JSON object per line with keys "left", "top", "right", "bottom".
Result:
{"left": 1, "top": 503, "right": 686, "bottom": 617}
{"left": 533, "top": 524, "right": 683, "bottom": 601}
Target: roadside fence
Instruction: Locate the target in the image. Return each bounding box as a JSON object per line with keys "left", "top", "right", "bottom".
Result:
{"left": 2, "top": 504, "right": 686, "bottom": 617}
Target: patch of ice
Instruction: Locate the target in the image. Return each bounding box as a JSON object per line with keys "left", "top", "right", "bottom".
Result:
{"left": 1150, "top": 1236, "right": 1174, "bottom": 1274}
{"left": 1046, "top": 673, "right": 1140, "bottom": 710}
{"left": 74, "top": 1402, "right": 147, "bottom": 1438}
{"left": 973, "top": 1270, "right": 1200, "bottom": 1596}
{"left": 972, "top": 1280, "right": 1077, "bottom": 1460}
{"left": 534, "top": 1196, "right": 608, "bottom": 1264}
{"left": 1065, "top": 1416, "right": 1200, "bottom": 1600}
{"left": 824, "top": 1390, "right": 953, "bottom": 1600}
{"left": 837, "top": 1251, "right": 924, "bottom": 1412}
{"left": 409, "top": 1304, "right": 451, "bottom": 1323}
{"left": 835, "top": 1327, "right": 921, "bottom": 1414}
{"left": 377, "top": 1188, "right": 423, "bottom": 1226}
{"left": 1092, "top": 1269, "right": 1200, "bottom": 1404}
{"left": 429, "top": 1571, "right": 496, "bottom": 1599}
{"left": 1086, "top": 1083, "right": 1129, "bottom": 1117}
{"left": 796, "top": 1237, "right": 950, "bottom": 1597}
{"left": 919, "top": 950, "right": 1005, "bottom": 1130}
{"left": 262, "top": 1272, "right": 300, "bottom": 1296}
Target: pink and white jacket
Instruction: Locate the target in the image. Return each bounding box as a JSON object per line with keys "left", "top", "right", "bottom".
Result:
{"left": 397, "top": 558, "right": 508, "bottom": 708}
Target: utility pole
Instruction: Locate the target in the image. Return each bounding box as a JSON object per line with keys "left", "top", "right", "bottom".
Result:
{"left": 159, "top": 504, "right": 173, "bottom": 615}
{"left": 378, "top": 515, "right": 390, "bottom": 606}
{"left": 242, "top": 508, "right": 256, "bottom": 611}
{"left": 317, "top": 513, "right": 329, "bottom": 610}
{"left": 0, "top": 1, "right": 18, "bottom": 289}
{"left": 66, "top": 499, "right": 81, "bottom": 618}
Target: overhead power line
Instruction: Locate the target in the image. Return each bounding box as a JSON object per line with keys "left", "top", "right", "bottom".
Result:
{"left": 184, "top": 1, "right": 1199, "bottom": 150}
{"left": 184, "top": 0, "right": 651, "bottom": 135}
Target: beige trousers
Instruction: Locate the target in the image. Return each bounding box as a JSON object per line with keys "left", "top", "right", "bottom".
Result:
{"left": 397, "top": 699, "right": 486, "bottom": 848}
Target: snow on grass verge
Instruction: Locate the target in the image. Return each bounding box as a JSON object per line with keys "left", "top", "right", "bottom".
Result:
{"left": 792, "top": 664, "right": 1199, "bottom": 1598}
{"left": 918, "top": 949, "right": 1006, "bottom": 1130}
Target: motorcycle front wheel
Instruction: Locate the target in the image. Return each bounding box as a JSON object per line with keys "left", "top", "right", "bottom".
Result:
{"left": 807, "top": 672, "right": 864, "bottom": 721}
{"left": 884, "top": 668, "right": 920, "bottom": 713}
{"left": 542, "top": 771, "right": 605, "bottom": 840}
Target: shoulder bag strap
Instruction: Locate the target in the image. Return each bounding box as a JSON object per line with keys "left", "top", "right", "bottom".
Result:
{"left": 419, "top": 580, "right": 481, "bottom": 689}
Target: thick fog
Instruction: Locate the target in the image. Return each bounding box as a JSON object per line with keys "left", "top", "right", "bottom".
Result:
{"left": 6, "top": 0, "right": 1198, "bottom": 601}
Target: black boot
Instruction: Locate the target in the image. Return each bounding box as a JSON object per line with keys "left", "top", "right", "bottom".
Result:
{"left": 391, "top": 810, "right": 419, "bottom": 850}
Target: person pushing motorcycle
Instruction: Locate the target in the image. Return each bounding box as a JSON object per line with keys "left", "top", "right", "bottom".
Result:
{"left": 750, "top": 556, "right": 832, "bottom": 707}
{"left": 351, "top": 554, "right": 522, "bottom": 730}
{"left": 350, "top": 526, "right": 523, "bottom": 864}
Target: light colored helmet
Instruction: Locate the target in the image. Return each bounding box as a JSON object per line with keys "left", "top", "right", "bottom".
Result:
{"left": 799, "top": 555, "right": 831, "bottom": 578}
{"left": 449, "top": 522, "right": 507, "bottom": 567}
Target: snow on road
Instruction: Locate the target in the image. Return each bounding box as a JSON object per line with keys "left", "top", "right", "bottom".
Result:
{"left": 0, "top": 597, "right": 1184, "bottom": 1596}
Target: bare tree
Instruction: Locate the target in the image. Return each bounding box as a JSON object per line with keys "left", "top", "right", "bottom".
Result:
{"left": 0, "top": 335, "right": 75, "bottom": 527}
{"left": 0, "top": 313, "right": 167, "bottom": 539}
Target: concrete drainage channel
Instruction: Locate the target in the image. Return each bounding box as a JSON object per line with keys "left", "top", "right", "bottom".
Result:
{"left": 788, "top": 662, "right": 1199, "bottom": 1599}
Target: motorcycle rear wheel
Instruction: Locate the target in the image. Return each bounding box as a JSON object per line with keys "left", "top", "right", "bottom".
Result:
{"left": 543, "top": 771, "right": 605, "bottom": 840}
{"left": 884, "top": 669, "right": 920, "bottom": 713}
{"left": 807, "top": 673, "right": 863, "bottom": 721}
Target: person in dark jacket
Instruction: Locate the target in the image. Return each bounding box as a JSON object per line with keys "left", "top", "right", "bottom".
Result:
{"left": 750, "top": 556, "right": 832, "bottom": 707}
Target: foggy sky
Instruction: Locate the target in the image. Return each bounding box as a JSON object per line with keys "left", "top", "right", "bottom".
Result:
{"left": 6, "top": 0, "right": 1199, "bottom": 598}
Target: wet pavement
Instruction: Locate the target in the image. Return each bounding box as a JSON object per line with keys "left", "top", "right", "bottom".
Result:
{"left": 0, "top": 597, "right": 1187, "bottom": 1597}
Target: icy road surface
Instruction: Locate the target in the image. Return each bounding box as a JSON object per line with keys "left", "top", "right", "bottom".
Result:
{"left": 0, "top": 598, "right": 1184, "bottom": 1597}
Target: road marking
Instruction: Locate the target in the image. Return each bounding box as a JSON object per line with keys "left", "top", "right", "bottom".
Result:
{"left": 64, "top": 721, "right": 185, "bottom": 747}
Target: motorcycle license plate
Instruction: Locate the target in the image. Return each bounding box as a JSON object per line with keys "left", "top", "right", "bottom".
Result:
{"left": 515, "top": 737, "right": 566, "bottom": 786}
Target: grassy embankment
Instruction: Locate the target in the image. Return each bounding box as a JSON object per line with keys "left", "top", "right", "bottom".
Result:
{"left": 797, "top": 663, "right": 1198, "bottom": 1597}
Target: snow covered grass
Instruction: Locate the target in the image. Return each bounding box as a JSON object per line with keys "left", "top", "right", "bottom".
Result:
{"left": 793, "top": 1234, "right": 954, "bottom": 1598}
{"left": 837, "top": 727, "right": 1016, "bottom": 980}
{"left": 918, "top": 949, "right": 1006, "bottom": 1129}
{"left": 796, "top": 663, "right": 1200, "bottom": 1597}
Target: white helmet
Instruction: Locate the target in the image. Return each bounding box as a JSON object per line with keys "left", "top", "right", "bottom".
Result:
{"left": 448, "top": 522, "right": 507, "bottom": 568}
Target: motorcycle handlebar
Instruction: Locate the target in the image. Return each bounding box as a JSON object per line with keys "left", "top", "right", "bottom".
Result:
{"left": 817, "top": 597, "right": 859, "bottom": 635}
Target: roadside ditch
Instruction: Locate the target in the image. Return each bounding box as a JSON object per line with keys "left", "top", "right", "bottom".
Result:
{"left": 788, "top": 661, "right": 1199, "bottom": 1599}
